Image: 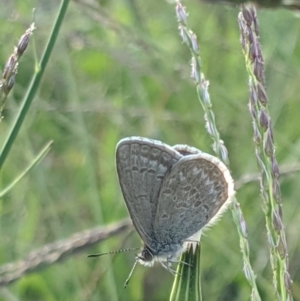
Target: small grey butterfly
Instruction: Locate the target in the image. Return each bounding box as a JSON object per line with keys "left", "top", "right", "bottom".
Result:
{"left": 89, "top": 137, "right": 234, "bottom": 287}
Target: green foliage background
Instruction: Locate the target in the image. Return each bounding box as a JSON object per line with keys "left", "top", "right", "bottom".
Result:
{"left": 1, "top": 0, "right": 300, "bottom": 300}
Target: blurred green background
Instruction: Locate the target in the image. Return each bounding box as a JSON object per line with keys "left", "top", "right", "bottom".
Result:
{"left": 1, "top": 0, "right": 300, "bottom": 300}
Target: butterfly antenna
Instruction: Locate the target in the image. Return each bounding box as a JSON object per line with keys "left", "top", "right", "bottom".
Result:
{"left": 124, "top": 259, "right": 138, "bottom": 288}
{"left": 87, "top": 248, "right": 140, "bottom": 258}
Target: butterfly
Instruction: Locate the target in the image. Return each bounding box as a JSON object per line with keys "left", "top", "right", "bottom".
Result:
{"left": 115, "top": 136, "right": 234, "bottom": 286}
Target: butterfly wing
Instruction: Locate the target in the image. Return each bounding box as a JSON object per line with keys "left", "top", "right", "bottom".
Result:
{"left": 154, "top": 153, "right": 234, "bottom": 245}
{"left": 116, "top": 137, "right": 182, "bottom": 248}
{"left": 172, "top": 144, "right": 202, "bottom": 156}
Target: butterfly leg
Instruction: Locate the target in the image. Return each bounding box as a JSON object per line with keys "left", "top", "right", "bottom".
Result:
{"left": 160, "top": 261, "right": 178, "bottom": 275}
{"left": 176, "top": 260, "right": 193, "bottom": 267}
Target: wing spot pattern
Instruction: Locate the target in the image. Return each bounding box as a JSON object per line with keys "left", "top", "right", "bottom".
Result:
{"left": 183, "top": 185, "right": 192, "bottom": 192}
{"left": 193, "top": 199, "right": 202, "bottom": 208}
{"left": 161, "top": 213, "right": 168, "bottom": 219}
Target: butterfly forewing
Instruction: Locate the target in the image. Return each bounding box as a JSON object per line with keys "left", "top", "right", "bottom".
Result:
{"left": 154, "top": 153, "right": 233, "bottom": 244}
{"left": 116, "top": 137, "right": 182, "bottom": 247}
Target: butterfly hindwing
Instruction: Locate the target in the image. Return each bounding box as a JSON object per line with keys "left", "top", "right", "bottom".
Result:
{"left": 154, "top": 153, "right": 233, "bottom": 244}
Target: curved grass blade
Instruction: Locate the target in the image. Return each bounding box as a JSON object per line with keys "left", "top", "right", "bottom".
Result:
{"left": 0, "top": 141, "right": 53, "bottom": 198}
{"left": 0, "top": 0, "right": 70, "bottom": 170}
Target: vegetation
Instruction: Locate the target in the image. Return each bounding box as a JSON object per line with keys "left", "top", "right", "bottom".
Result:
{"left": 0, "top": 0, "right": 300, "bottom": 300}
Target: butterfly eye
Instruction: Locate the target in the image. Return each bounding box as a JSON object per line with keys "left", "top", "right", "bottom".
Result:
{"left": 140, "top": 248, "right": 154, "bottom": 262}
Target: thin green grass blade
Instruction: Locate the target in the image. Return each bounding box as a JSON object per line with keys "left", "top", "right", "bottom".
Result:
{"left": 0, "top": 141, "right": 53, "bottom": 198}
